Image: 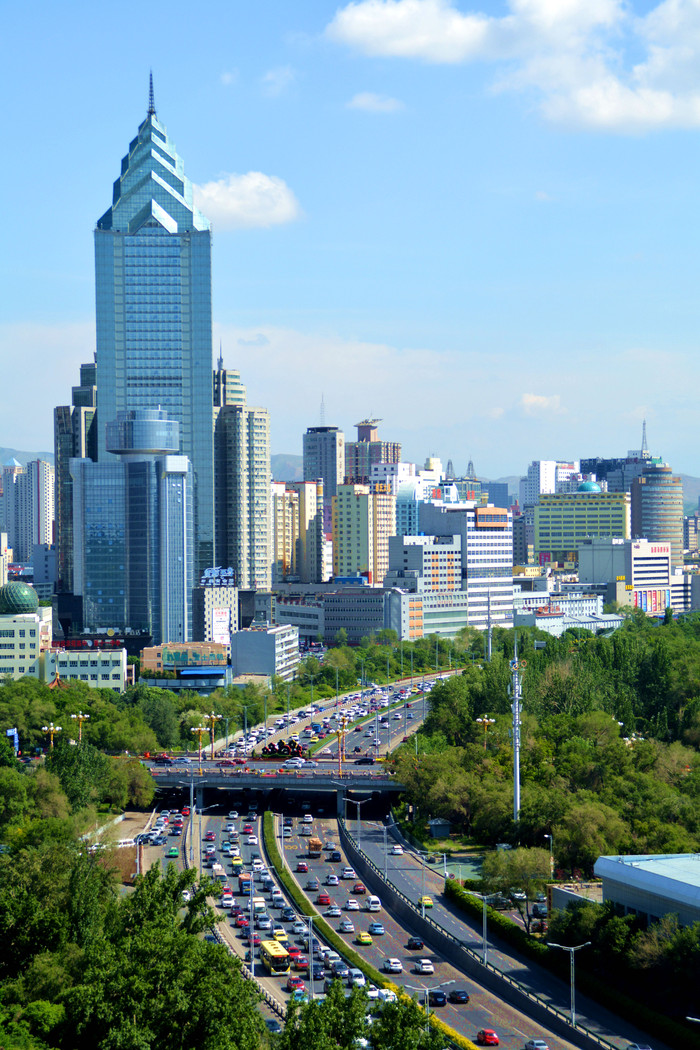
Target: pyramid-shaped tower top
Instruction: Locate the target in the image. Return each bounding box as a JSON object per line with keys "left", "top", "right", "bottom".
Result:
{"left": 96, "top": 75, "right": 209, "bottom": 235}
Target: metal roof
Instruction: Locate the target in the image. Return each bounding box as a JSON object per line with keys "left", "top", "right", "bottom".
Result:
{"left": 594, "top": 854, "right": 700, "bottom": 911}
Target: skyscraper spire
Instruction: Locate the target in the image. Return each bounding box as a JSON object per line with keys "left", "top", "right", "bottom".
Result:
{"left": 320, "top": 393, "right": 326, "bottom": 427}
{"left": 641, "top": 418, "right": 648, "bottom": 454}
{"left": 218, "top": 340, "right": 224, "bottom": 371}
{"left": 148, "top": 71, "right": 156, "bottom": 117}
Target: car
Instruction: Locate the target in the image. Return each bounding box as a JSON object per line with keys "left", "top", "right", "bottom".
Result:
{"left": 352, "top": 882, "right": 367, "bottom": 895}
{"left": 181, "top": 889, "right": 192, "bottom": 903}
{"left": 339, "top": 918, "right": 355, "bottom": 933}
{"left": 448, "top": 989, "right": 470, "bottom": 1004}
{"left": 476, "top": 1031, "right": 499, "bottom": 1046}
{"left": 326, "top": 874, "right": 339, "bottom": 886}
{"left": 383, "top": 958, "right": 403, "bottom": 973}
{"left": 377, "top": 988, "right": 397, "bottom": 1003}
{"left": 293, "top": 955, "right": 309, "bottom": 972}
{"left": 243, "top": 932, "right": 261, "bottom": 946}
{"left": 204, "top": 830, "right": 216, "bottom": 841}
{"left": 282, "top": 827, "right": 292, "bottom": 837}
{"left": 284, "top": 758, "right": 304, "bottom": 769}
{"left": 331, "top": 962, "right": 350, "bottom": 980}
{"left": 292, "top": 921, "right": 308, "bottom": 935}
{"left": 367, "top": 922, "right": 385, "bottom": 935}
{"left": 326, "top": 905, "right": 341, "bottom": 917}
{"left": 287, "top": 943, "right": 302, "bottom": 958}
{"left": 418, "top": 895, "right": 433, "bottom": 908}
{"left": 330, "top": 851, "right": 342, "bottom": 863}
{"left": 356, "top": 931, "right": 373, "bottom": 945}
{"left": 391, "top": 844, "right": 403, "bottom": 855}
{"left": 532, "top": 903, "right": 548, "bottom": 918}
{"left": 406, "top": 936, "right": 424, "bottom": 950}
{"left": 415, "top": 958, "right": 434, "bottom": 975}
{"left": 345, "top": 899, "right": 360, "bottom": 911}
{"left": 228, "top": 810, "right": 239, "bottom": 821}
{"left": 247, "top": 835, "right": 258, "bottom": 845}
{"left": 296, "top": 861, "right": 309, "bottom": 873}
{"left": 281, "top": 908, "right": 296, "bottom": 922}
{"left": 273, "top": 927, "right": 288, "bottom": 943}
{"left": 348, "top": 968, "right": 366, "bottom": 987}
{"left": 306, "top": 878, "right": 320, "bottom": 891}
{"left": 428, "top": 989, "right": 446, "bottom": 1006}
{"left": 509, "top": 888, "right": 527, "bottom": 901}
{"left": 242, "top": 824, "right": 253, "bottom": 834}
{"left": 317, "top": 892, "right": 331, "bottom": 906}
{"left": 311, "top": 964, "right": 325, "bottom": 980}
{"left": 265, "top": 1019, "right": 282, "bottom": 1034}
{"left": 302, "top": 814, "right": 313, "bottom": 823}
{"left": 524, "top": 1042, "right": 551, "bottom": 1050}
{"left": 235, "top": 915, "right": 249, "bottom": 928}
{"left": 231, "top": 856, "right": 243, "bottom": 868}
{"left": 166, "top": 846, "right": 179, "bottom": 858}
{"left": 257, "top": 914, "right": 272, "bottom": 930}
{"left": 286, "top": 975, "right": 305, "bottom": 992}
{"left": 341, "top": 867, "right": 356, "bottom": 879}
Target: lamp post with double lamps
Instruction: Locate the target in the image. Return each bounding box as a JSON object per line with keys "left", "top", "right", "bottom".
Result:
{"left": 42, "top": 723, "right": 62, "bottom": 749}
{"left": 476, "top": 716, "right": 495, "bottom": 751}
{"left": 191, "top": 724, "right": 208, "bottom": 776}
{"left": 406, "top": 980, "right": 455, "bottom": 1023}
{"left": 70, "top": 711, "right": 89, "bottom": 743}
{"left": 346, "top": 796, "right": 372, "bottom": 852}
{"left": 204, "top": 711, "right": 222, "bottom": 760}
{"left": 548, "top": 941, "right": 591, "bottom": 1027}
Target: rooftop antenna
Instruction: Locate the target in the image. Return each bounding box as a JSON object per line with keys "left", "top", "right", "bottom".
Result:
{"left": 148, "top": 71, "right": 156, "bottom": 117}
{"left": 320, "top": 393, "right": 326, "bottom": 427}
{"left": 217, "top": 340, "right": 224, "bottom": 372}
{"left": 641, "top": 418, "right": 648, "bottom": 455}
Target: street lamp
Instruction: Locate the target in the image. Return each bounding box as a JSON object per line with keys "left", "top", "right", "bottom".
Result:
{"left": 345, "top": 796, "right": 372, "bottom": 852}
{"left": 383, "top": 820, "right": 399, "bottom": 880}
{"left": 70, "top": 711, "right": 89, "bottom": 743}
{"left": 548, "top": 941, "right": 591, "bottom": 1027}
{"left": 204, "top": 712, "right": 222, "bottom": 759}
{"left": 42, "top": 722, "right": 62, "bottom": 749}
{"left": 476, "top": 716, "right": 495, "bottom": 751}
{"left": 467, "top": 891, "right": 494, "bottom": 965}
{"left": 544, "top": 833, "right": 554, "bottom": 876}
{"left": 406, "top": 980, "right": 455, "bottom": 1023}
{"left": 191, "top": 724, "right": 208, "bottom": 776}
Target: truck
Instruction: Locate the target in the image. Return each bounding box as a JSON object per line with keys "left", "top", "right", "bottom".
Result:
{"left": 211, "top": 863, "right": 226, "bottom": 883}
{"left": 238, "top": 872, "right": 252, "bottom": 896}
{"left": 308, "top": 836, "right": 322, "bottom": 859}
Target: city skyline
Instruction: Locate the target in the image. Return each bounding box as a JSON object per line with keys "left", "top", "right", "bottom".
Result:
{"left": 3, "top": 1, "right": 700, "bottom": 477}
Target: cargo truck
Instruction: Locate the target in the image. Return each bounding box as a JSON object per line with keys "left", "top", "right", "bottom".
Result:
{"left": 238, "top": 872, "right": 252, "bottom": 895}
{"left": 308, "top": 836, "right": 322, "bottom": 859}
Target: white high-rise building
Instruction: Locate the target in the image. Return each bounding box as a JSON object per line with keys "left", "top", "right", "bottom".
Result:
{"left": 0, "top": 459, "right": 54, "bottom": 564}
{"left": 519, "top": 460, "right": 580, "bottom": 508}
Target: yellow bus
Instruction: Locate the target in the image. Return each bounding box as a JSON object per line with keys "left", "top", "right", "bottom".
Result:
{"left": 259, "top": 939, "right": 290, "bottom": 975}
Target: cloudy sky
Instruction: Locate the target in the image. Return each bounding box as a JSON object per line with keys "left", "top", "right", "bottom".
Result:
{"left": 3, "top": 0, "right": 700, "bottom": 477}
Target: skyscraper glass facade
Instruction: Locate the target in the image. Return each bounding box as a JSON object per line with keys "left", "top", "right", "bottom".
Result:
{"left": 95, "top": 99, "right": 213, "bottom": 576}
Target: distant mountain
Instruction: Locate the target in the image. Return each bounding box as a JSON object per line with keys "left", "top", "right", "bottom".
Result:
{"left": 272, "top": 453, "right": 303, "bottom": 482}
{"left": 0, "top": 446, "right": 54, "bottom": 467}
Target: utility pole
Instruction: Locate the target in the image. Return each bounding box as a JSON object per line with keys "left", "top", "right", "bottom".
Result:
{"left": 487, "top": 589, "right": 492, "bottom": 662}
{"left": 509, "top": 639, "right": 524, "bottom": 826}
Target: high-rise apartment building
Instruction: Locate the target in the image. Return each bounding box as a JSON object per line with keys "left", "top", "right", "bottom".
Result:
{"left": 303, "top": 425, "right": 345, "bottom": 533}
{"left": 519, "top": 460, "right": 580, "bottom": 507}
{"left": 94, "top": 84, "right": 214, "bottom": 577}
{"left": 631, "top": 462, "right": 684, "bottom": 568}
{"left": 332, "top": 483, "right": 396, "bottom": 585}
{"left": 214, "top": 359, "right": 271, "bottom": 591}
{"left": 54, "top": 362, "right": 98, "bottom": 593}
{"left": 270, "top": 480, "right": 325, "bottom": 584}
{"left": 345, "top": 419, "right": 400, "bottom": 485}
{"left": 0, "top": 459, "right": 54, "bottom": 565}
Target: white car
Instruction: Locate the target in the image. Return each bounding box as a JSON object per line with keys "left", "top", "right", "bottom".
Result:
{"left": 348, "top": 968, "right": 366, "bottom": 987}
{"left": 228, "top": 811, "right": 239, "bottom": 819}
{"left": 247, "top": 835, "right": 258, "bottom": 845}
{"left": 292, "top": 921, "right": 308, "bottom": 935}
{"left": 415, "top": 958, "right": 434, "bottom": 974}
{"left": 284, "top": 758, "right": 304, "bottom": 769}
{"left": 366, "top": 985, "right": 379, "bottom": 1001}
{"left": 341, "top": 867, "right": 356, "bottom": 879}
{"left": 378, "top": 988, "right": 397, "bottom": 1002}
{"left": 345, "top": 899, "right": 360, "bottom": 911}
{"left": 383, "top": 958, "right": 403, "bottom": 974}
{"left": 524, "top": 1042, "right": 551, "bottom": 1050}
{"left": 391, "top": 844, "right": 404, "bottom": 855}
{"left": 302, "top": 813, "right": 313, "bottom": 824}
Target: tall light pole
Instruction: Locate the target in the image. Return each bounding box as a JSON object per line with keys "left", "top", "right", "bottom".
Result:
{"left": 468, "top": 891, "right": 492, "bottom": 965}
{"left": 509, "top": 642, "right": 524, "bottom": 826}
{"left": 42, "top": 723, "right": 62, "bottom": 749}
{"left": 191, "top": 725, "right": 208, "bottom": 776}
{"left": 548, "top": 942, "right": 591, "bottom": 1028}
{"left": 544, "top": 833, "right": 554, "bottom": 877}
{"left": 383, "top": 820, "right": 399, "bottom": 880}
{"left": 406, "top": 980, "right": 455, "bottom": 1023}
{"left": 476, "top": 716, "right": 495, "bottom": 751}
{"left": 346, "top": 797, "right": 372, "bottom": 851}
{"left": 204, "top": 712, "right": 222, "bottom": 759}
{"left": 70, "top": 711, "right": 89, "bottom": 743}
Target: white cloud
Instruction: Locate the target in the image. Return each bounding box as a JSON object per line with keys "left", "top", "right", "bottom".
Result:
{"left": 347, "top": 91, "right": 404, "bottom": 111}
{"left": 193, "top": 173, "right": 302, "bottom": 230}
{"left": 520, "top": 392, "right": 565, "bottom": 415}
{"left": 261, "top": 65, "right": 296, "bottom": 97}
{"left": 326, "top": 0, "right": 700, "bottom": 131}
{"left": 220, "top": 71, "right": 238, "bottom": 86}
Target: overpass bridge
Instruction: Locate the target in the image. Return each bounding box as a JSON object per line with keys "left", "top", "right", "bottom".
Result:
{"left": 149, "top": 766, "right": 405, "bottom": 814}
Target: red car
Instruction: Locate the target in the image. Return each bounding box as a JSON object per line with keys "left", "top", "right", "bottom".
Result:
{"left": 181, "top": 807, "right": 190, "bottom": 816}
{"left": 244, "top": 933, "right": 261, "bottom": 946}
{"left": 204, "top": 831, "right": 216, "bottom": 842}
{"left": 317, "top": 892, "right": 331, "bottom": 905}
{"left": 353, "top": 882, "right": 367, "bottom": 895}
{"left": 476, "top": 1031, "right": 499, "bottom": 1046}
{"left": 287, "top": 945, "right": 302, "bottom": 959}
{"left": 297, "top": 862, "right": 309, "bottom": 873}
{"left": 235, "top": 915, "right": 249, "bottom": 928}
{"left": 293, "top": 955, "right": 309, "bottom": 971}
{"left": 242, "top": 824, "right": 253, "bottom": 834}
{"left": 286, "top": 975, "right": 305, "bottom": 992}
{"left": 217, "top": 759, "right": 235, "bottom": 767}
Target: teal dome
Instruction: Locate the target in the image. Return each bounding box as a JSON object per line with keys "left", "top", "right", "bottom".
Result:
{"left": 0, "top": 581, "right": 39, "bottom": 615}
{"left": 578, "top": 481, "right": 602, "bottom": 493}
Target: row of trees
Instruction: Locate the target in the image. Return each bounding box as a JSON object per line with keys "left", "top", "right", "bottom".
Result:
{"left": 389, "top": 615, "right": 700, "bottom": 870}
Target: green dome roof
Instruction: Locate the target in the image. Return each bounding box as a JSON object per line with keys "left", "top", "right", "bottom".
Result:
{"left": 578, "top": 481, "right": 602, "bottom": 493}
{"left": 0, "top": 581, "right": 39, "bottom": 615}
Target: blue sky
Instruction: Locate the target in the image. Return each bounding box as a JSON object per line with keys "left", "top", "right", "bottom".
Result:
{"left": 3, "top": 0, "right": 700, "bottom": 478}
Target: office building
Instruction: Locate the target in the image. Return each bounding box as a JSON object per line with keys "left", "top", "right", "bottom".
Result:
{"left": 345, "top": 419, "right": 400, "bottom": 485}
{"left": 303, "top": 425, "right": 345, "bottom": 532}
{"left": 594, "top": 854, "right": 700, "bottom": 928}
{"left": 44, "top": 647, "right": 127, "bottom": 692}
{"left": 631, "top": 462, "right": 684, "bottom": 569}
{"left": 95, "top": 83, "right": 214, "bottom": 577}
{"left": 0, "top": 581, "right": 52, "bottom": 680}
{"left": 231, "top": 623, "right": 299, "bottom": 681}
{"left": 71, "top": 409, "right": 194, "bottom": 644}
{"left": 534, "top": 484, "right": 631, "bottom": 567}
{"left": 385, "top": 534, "right": 462, "bottom": 593}
{"left": 578, "top": 537, "right": 683, "bottom": 615}
{"left": 214, "top": 358, "right": 271, "bottom": 591}
{"left": 332, "top": 484, "right": 396, "bottom": 585}
{"left": 192, "top": 567, "right": 238, "bottom": 644}
{"left": 519, "top": 460, "right": 580, "bottom": 508}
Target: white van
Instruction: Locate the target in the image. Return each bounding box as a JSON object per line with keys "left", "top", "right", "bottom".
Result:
{"left": 366, "top": 895, "right": 381, "bottom": 912}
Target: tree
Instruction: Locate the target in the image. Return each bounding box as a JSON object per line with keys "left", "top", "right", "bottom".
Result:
{"left": 481, "top": 847, "right": 551, "bottom": 931}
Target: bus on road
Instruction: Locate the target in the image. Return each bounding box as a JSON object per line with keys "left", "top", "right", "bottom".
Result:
{"left": 260, "top": 939, "right": 290, "bottom": 975}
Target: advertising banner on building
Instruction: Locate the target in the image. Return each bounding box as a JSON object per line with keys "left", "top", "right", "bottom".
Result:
{"left": 211, "top": 607, "right": 231, "bottom": 645}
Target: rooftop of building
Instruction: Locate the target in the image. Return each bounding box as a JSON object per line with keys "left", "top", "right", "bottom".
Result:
{"left": 594, "top": 854, "right": 700, "bottom": 909}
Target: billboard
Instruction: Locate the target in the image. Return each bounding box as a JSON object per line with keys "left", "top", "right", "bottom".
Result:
{"left": 211, "top": 607, "right": 231, "bottom": 645}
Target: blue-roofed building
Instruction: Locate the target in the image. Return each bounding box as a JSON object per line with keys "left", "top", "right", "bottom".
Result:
{"left": 594, "top": 853, "right": 700, "bottom": 927}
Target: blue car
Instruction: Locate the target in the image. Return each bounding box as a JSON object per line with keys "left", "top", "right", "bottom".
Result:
{"left": 368, "top": 922, "right": 385, "bottom": 935}
{"left": 291, "top": 989, "right": 309, "bottom": 1004}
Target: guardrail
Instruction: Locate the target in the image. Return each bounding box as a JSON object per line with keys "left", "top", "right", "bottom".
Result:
{"left": 337, "top": 818, "right": 619, "bottom": 1050}
{"left": 181, "top": 809, "right": 287, "bottom": 1019}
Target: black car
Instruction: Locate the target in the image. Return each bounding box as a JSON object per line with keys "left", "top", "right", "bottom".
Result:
{"left": 265, "top": 1019, "right": 282, "bottom": 1034}
{"left": 330, "top": 851, "right": 342, "bottom": 863}
{"left": 448, "top": 989, "right": 470, "bottom": 1004}
{"left": 355, "top": 756, "right": 375, "bottom": 765}
{"left": 311, "top": 964, "right": 325, "bottom": 980}
{"left": 428, "top": 990, "right": 447, "bottom": 1007}
{"left": 281, "top": 908, "right": 296, "bottom": 922}
{"left": 406, "top": 936, "right": 424, "bottom": 950}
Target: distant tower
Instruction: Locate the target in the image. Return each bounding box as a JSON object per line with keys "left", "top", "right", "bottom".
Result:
{"left": 466, "top": 457, "right": 476, "bottom": 480}
{"left": 445, "top": 459, "right": 455, "bottom": 481}
{"left": 641, "top": 419, "right": 648, "bottom": 456}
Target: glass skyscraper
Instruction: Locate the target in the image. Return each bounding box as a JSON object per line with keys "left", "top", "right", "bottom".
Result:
{"left": 94, "top": 84, "right": 213, "bottom": 577}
